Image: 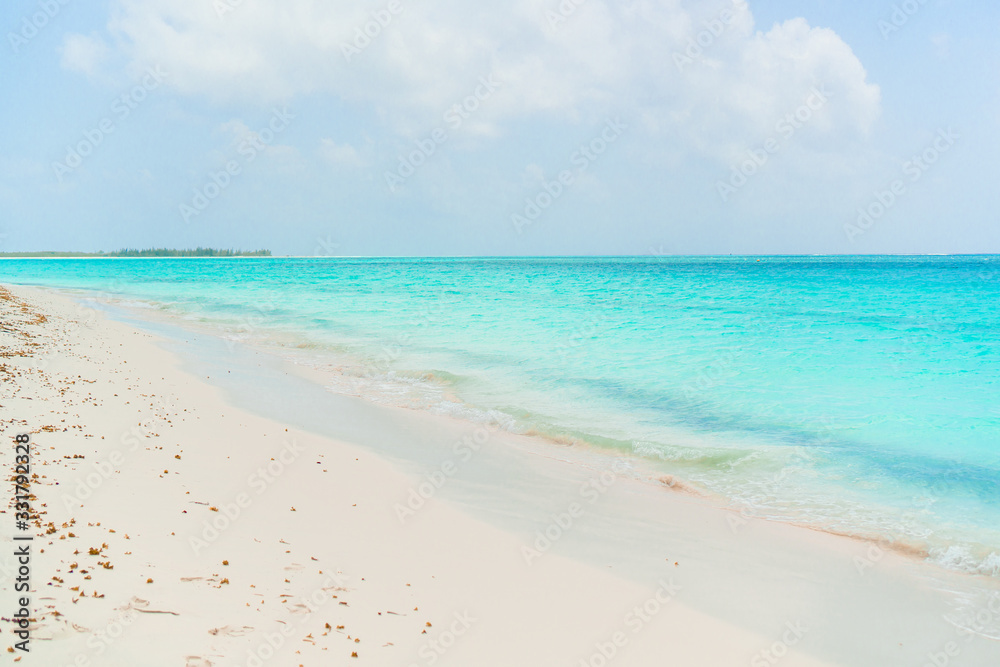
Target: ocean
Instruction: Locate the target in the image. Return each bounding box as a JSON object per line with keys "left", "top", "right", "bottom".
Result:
{"left": 2, "top": 255, "right": 998, "bottom": 577}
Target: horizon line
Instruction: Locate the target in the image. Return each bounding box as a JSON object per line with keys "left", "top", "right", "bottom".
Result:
{"left": 1, "top": 253, "right": 998, "bottom": 260}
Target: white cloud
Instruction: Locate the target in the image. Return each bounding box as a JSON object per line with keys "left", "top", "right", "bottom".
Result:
{"left": 319, "top": 139, "right": 362, "bottom": 166}
{"left": 208, "top": 118, "right": 300, "bottom": 172}
{"left": 60, "top": 33, "right": 110, "bottom": 76}
{"left": 102, "top": 0, "right": 880, "bottom": 161}
{"left": 219, "top": 119, "right": 253, "bottom": 143}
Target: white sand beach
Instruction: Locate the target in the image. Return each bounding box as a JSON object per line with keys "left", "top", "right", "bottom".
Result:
{"left": 2, "top": 284, "right": 999, "bottom": 666}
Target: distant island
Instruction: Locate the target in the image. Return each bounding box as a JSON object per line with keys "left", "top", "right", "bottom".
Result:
{"left": 0, "top": 248, "right": 272, "bottom": 258}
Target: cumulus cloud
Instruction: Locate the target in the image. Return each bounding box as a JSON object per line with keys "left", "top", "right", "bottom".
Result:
{"left": 213, "top": 117, "right": 299, "bottom": 166}
{"left": 60, "top": 33, "right": 110, "bottom": 76}
{"left": 319, "top": 138, "right": 362, "bottom": 166}
{"left": 101, "top": 0, "right": 879, "bottom": 160}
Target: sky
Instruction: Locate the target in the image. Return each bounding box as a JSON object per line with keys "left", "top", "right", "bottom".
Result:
{"left": 0, "top": 0, "right": 997, "bottom": 256}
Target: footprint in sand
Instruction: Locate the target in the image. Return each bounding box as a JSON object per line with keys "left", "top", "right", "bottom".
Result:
{"left": 32, "top": 617, "right": 90, "bottom": 641}
{"left": 208, "top": 625, "right": 254, "bottom": 637}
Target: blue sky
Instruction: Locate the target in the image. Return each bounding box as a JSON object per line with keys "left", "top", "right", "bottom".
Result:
{"left": 1, "top": 0, "right": 997, "bottom": 255}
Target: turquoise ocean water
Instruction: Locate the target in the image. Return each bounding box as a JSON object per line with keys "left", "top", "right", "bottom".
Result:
{"left": 2, "top": 256, "right": 998, "bottom": 576}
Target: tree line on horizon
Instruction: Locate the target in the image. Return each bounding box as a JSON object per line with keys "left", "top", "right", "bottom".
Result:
{"left": 107, "top": 247, "right": 272, "bottom": 257}
{"left": 0, "top": 248, "right": 272, "bottom": 257}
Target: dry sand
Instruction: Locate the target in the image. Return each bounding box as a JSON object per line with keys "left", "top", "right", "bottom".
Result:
{"left": 1, "top": 284, "right": 998, "bottom": 666}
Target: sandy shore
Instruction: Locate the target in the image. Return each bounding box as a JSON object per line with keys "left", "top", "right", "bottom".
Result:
{"left": 1, "top": 284, "right": 999, "bottom": 666}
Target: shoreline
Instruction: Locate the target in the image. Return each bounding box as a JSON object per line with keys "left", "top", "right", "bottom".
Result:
{"left": 2, "top": 283, "right": 999, "bottom": 665}
{"left": 62, "top": 280, "right": 1000, "bottom": 583}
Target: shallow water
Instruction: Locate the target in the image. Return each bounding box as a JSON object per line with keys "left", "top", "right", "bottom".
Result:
{"left": 3, "top": 255, "right": 998, "bottom": 577}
